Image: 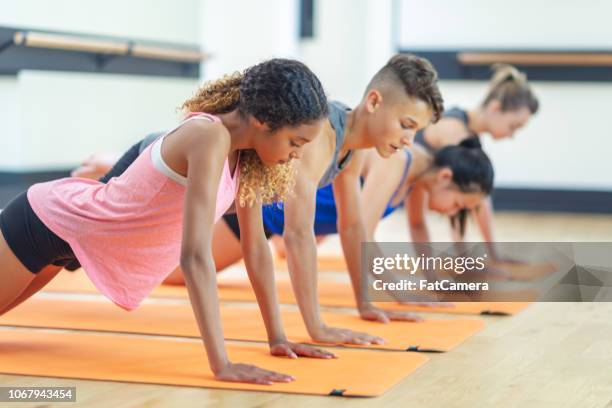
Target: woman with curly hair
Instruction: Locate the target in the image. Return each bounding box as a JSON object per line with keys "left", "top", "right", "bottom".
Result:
{"left": 0, "top": 59, "right": 337, "bottom": 385}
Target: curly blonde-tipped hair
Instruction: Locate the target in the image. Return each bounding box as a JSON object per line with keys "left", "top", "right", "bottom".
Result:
{"left": 181, "top": 72, "right": 293, "bottom": 206}
{"left": 182, "top": 76, "right": 295, "bottom": 207}
{"left": 236, "top": 151, "right": 296, "bottom": 207}
{"left": 181, "top": 59, "right": 328, "bottom": 207}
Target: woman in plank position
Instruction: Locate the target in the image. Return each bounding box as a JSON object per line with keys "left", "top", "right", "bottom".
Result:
{"left": 0, "top": 59, "right": 344, "bottom": 385}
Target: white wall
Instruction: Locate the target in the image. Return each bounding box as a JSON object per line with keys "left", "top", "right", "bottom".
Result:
{"left": 398, "top": 0, "right": 612, "bottom": 50}
{"left": 439, "top": 81, "right": 612, "bottom": 190}
{"left": 397, "top": 0, "right": 612, "bottom": 191}
{"left": 11, "top": 71, "right": 197, "bottom": 171}
{"left": 300, "top": 0, "right": 394, "bottom": 105}
{"left": 0, "top": 78, "right": 22, "bottom": 167}
{"left": 0, "top": 0, "right": 201, "bottom": 171}
{"left": 199, "top": 0, "right": 300, "bottom": 80}
{"left": 1, "top": 0, "right": 199, "bottom": 44}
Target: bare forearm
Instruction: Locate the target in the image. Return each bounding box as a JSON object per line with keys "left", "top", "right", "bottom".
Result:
{"left": 410, "top": 223, "right": 430, "bottom": 244}
{"left": 476, "top": 199, "right": 495, "bottom": 242}
{"left": 283, "top": 229, "right": 323, "bottom": 335}
{"left": 409, "top": 223, "right": 439, "bottom": 280}
{"left": 242, "top": 242, "right": 286, "bottom": 344}
{"left": 339, "top": 223, "right": 368, "bottom": 309}
{"left": 475, "top": 199, "right": 499, "bottom": 256}
{"left": 181, "top": 256, "right": 228, "bottom": 373}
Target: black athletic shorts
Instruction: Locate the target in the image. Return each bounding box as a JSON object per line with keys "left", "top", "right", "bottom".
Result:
{"left": 0, "top": 191, "right": 78, "bottom": 274}
{"left": 222, "top": 213, "right": 275, "bottom": 240}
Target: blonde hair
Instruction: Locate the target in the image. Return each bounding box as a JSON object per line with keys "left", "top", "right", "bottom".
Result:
{"left": 482, "top": 64, "right": 539, "bottom": 114}
{"left": 181, "top": 73, "right": 297, "bottom": 207}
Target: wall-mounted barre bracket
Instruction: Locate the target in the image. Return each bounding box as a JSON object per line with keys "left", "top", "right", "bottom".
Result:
{"left": 94, "top": 54, "right": 120, "bottom": 70}
{"left": 0, "top": 39, "right": 14, "bottom": 55}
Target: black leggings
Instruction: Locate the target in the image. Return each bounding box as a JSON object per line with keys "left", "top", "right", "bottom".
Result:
{"left": 222, "top": 213, "right": 274, "bottom": 240}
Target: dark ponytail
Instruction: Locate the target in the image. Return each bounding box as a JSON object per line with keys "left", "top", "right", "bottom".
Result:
{"left": 434, "top": 137, "right": 494, "bottom": 237}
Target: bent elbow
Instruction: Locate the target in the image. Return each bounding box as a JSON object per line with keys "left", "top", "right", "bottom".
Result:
{"left": 283, "top": 227, "right": 312, "bottom": 247}
{"left": 180, "top": 252, "right": 214, "bottom": 278}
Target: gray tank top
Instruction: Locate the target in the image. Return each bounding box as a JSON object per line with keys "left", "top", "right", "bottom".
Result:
{"left": 318, "top": 101, "right": 354, "bottom": 188}
{"left": 414, "top": 107, "right": 478, "bottom": 153}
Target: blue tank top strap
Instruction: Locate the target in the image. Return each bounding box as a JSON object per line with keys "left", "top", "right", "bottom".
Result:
{"left": 383, "top": 149, "right": 414, "bottom": 217}
{"left": 318, "top": 101, "right": 354, "bottom": 188}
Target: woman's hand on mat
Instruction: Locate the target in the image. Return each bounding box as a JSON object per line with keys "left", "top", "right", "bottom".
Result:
{"left": 358, "top": 303, "right": 423, "bottom": 323}
{"left": 310, "top": 325, "right": 386, "bottom": 345}
{"left": 270, "top": 341, "right": 336, "bottom": 359}
{"left": 214, "top": 362, "right": 294, "bottom": 385}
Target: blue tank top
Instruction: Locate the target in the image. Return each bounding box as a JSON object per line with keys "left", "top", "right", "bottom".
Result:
{"left": 262, "top": 149, "right": 413, "bottom": 235}
{"left": 414, "top": 107, "right": 478, "bottom": 152}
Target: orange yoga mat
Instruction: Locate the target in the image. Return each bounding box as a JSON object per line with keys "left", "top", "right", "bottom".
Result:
{"left": 378, "top": 301, "right": 529, "bottom": 316}
{"left": 0, "top": 329, "right": 427, "bottom": 397}
{"left": 274, "top": 255, "right": 347, "bottom": 272}
{"left": 1, "top": 298, "right": 485, "bottom": 352}
{"left": 44, "top": 270, "right": 530, "bottom": 315}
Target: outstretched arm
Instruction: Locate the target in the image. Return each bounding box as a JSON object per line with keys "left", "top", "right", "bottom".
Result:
{"left": 406, "top": 185, "right": 440, "bottom": 281}
{"left": 474, "top": 197, "right": 503, "bottom": 259}
{"left": 179, "top": 121, "right": 291, "bottom": 385}
{"left": 236, "top": 195, "right": 334, "bottom": 359}
{"left": 407, "top": 184, "right": 431, "bottom": 244}
{"left": 283, "top": 144, "right": 384, "bottom": 345}
{"left": 349, "top": 151, "right": 424, "bottom": 320}
{"left": 474, "top": 198, "right": 529, "bottom": 266}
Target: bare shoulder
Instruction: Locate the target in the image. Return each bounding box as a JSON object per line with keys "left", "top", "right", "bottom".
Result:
{"left": 295, "top": 121, "right": 333, "bottom": 183}
{"left": 180, "top": 118, "right": 231, "bottom": 154}
{"left": 161, "top": 118, "right": 231, "bottom": 175}
{"left": 339, "top": 149, "right": 365, "bottom": 176}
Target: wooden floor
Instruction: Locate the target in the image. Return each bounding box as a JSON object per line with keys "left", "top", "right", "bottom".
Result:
{"left": 2, "top": 211, "right": 612, "bottom": 408}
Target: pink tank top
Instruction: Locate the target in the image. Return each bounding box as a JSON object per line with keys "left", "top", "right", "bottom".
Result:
{"left": 27, "top": 113, "right": 240, "bottom": 310}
